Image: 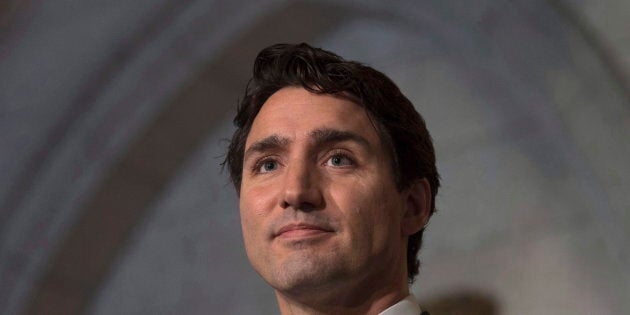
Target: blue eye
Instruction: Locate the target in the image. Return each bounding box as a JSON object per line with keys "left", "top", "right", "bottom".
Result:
{"left": 326, "top": 155, "right": 353, "bottom": 167}
{"left": 258, "top": 160, "right": 278, "bottom": 173}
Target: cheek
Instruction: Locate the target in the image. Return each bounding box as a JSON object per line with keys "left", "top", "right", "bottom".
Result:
{"left": 329, "top": 179, "right": 386, "bottom": 230}
{"left": 241, "top": 178, "right": 277, "bottom": 212}
{"left": 328, "top": 174, "right": 402, "bottom": 242}
{"left": 239, "top": 182, "right": 277, "bottom": 238}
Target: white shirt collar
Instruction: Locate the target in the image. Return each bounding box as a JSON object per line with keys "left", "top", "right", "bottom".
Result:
{"left": 378, "top": 294, "right": 422, "bottom": 315}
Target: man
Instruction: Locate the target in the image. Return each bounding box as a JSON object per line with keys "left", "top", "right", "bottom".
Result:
{"left": 224, "top": 43, "right": 439, "bottom": 315}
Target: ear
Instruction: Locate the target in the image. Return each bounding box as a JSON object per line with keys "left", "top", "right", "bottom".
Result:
{"left": 401, "top": 178, "right": 432, "bottom": 236}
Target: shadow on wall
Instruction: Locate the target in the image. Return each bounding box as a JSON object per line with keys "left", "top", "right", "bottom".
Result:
{"left": 424, "top": 291, "right": 499, "bottom": 315}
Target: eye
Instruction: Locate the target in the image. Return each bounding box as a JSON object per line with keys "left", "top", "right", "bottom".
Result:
{"left": 325, "top": 154, "right": 353, "bottom": 167}
{"left": 256, "top": 159, "right": 279, "bottom": 173}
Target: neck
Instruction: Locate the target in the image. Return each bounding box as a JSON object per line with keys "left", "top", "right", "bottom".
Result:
{"left": 275, "top": 268, "right": 409, "bottom": 315}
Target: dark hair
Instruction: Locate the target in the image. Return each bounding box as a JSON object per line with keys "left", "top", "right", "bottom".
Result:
{"left": 223, "top": 43, "right": 439, "bottom": 283}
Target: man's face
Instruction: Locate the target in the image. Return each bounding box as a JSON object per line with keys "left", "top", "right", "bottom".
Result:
{"left": 239, "top": 87, "right": 411, "bottom": 295}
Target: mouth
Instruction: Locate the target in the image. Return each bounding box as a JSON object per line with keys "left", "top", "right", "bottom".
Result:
{"left": 275, "top": 223, "right": 334, "bottom": 239}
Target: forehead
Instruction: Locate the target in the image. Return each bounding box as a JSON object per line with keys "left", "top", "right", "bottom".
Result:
{"left": 245, "top": 87, "right": 380, "bottom": 147}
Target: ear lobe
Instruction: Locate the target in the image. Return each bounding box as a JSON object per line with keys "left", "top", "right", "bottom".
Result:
{"left": 401, "top": 178, "right": 432, "bottom": 236}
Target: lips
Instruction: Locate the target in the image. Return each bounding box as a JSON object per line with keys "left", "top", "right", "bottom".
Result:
{"left": 275, "top": 223, "right": 333, "bottom": 238}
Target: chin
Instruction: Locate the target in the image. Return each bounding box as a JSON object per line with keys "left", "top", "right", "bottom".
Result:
{"left": 269, "top": 254, "right": 351, "bottom": 294}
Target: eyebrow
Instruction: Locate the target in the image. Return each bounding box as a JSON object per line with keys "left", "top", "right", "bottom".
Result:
{"left": 309, "top": 128, "right": 371, "bottom": 151}
{"left": 244, "top": 134, "right": 290, "bottom": 162}
{"left": 243, "top": 128, "right": 372, "bottom": 162}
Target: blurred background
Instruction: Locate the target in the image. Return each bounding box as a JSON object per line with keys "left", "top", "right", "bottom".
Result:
{"left": 1, "top": 0, "right": 629, "bottom": 314}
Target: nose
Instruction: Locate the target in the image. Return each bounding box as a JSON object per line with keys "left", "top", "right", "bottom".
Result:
{"left": 280, "top": 159, "right": 324, "bottom": 212}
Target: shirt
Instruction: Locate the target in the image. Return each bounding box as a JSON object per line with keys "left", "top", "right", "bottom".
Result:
{"left": 378, "top": 294, "right": 422, "bottom": 315}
